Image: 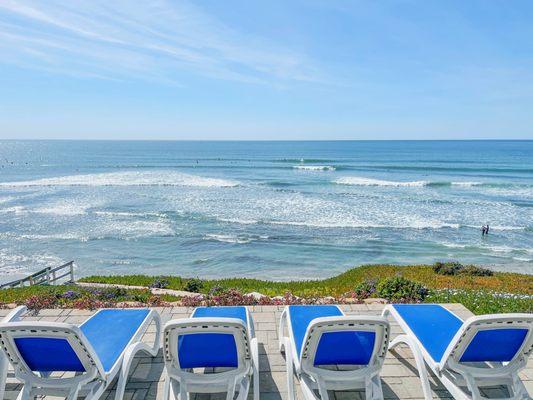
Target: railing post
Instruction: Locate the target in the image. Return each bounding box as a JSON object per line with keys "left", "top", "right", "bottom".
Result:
{"left": 46, "top": 267, "right": 51, "bottom": 285}
{"left": 70, "top": 262, "right": 74, "bottom": 283}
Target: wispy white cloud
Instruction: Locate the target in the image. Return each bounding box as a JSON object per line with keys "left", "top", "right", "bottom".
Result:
{"left": 0, "top": 0, "right": 319, "bottom": 85}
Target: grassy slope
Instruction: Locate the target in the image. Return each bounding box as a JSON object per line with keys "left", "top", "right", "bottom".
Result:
{"left": 80, "top": 264, "right": 533, "bottom": 297}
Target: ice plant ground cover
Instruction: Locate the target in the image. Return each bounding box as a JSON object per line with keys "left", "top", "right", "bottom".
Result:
{"left": 0, "top": 264, "right": 531, "bottom": 314}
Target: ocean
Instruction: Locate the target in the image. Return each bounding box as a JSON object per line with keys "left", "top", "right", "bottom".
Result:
{"left": 0, "top": 140, "right": 531, "bottom": 283}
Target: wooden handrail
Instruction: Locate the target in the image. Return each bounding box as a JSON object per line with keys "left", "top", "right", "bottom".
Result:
{"left": 0, "top": 261, "right": 75, "bottom": 290}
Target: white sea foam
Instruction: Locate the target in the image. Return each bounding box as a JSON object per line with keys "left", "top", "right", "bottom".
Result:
{"left": 0, "top": 250, "right": 64, "bottom": 277}
{"left": 217, "top": 217, "right": 259, "bottom": 225}
{"left": 0, "top": 170, "right": 239, "bottom": 188}
{"left": 334, "top": 177, "right": 429, "bottom": 187}
{"left": 94, "top": 210, "right": 165, "bottom": 218}
{"left": 450, "top": 181, "right": 482, "bottom": 187}
{"left": 268, "top": 219, "right": 460, "bottom": 229}
{"left": 441, "top": 242, "right": 468, "bottom": 249}
{"left": 204, "top": 233, "right": 268, "bottom": 244}
{"left": 99, "top": 219, "right": 175, "bottom": 240}
{"left": 462, "top": 224, "right": 526, "bottom": 231}
{"left": 293, "top": 165, "right": 336, "bottom": 171}
{"left": 0, "top": 196, "right": 15, "bottom": 204}
{"left": 333, "top": 177, "right": 491, "bottom": 188}
{"left": 0, "top": 206, "right": 26, "bottom": 214}
{"left": 34, "top": 203, "right": 89, "bottom": 216}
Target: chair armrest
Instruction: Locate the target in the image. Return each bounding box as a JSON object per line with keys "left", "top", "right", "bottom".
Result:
{"left": 2, "top": 306, "right": 27, "bottom": 323}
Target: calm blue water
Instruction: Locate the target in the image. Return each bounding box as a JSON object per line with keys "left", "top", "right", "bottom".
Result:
{"left": 0, "top": 140, "right": 531, "bottom": 282}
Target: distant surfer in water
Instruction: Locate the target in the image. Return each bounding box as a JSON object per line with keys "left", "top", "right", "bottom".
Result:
{"left": 481, "top": 224, "right": 490, "bottom": 236}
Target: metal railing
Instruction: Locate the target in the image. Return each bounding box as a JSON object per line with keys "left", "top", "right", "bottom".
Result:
{"left": 0, "top": 261, "right": 75, "bottom": 289}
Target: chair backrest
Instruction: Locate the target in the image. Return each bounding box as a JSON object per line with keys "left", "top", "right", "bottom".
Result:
{"left": 164, "top": 317, "right": 251, "bottom": 377}
{"left": 441, "top": 314, "right": 533, "bottom": 373}
{"left": 300, "top": 316, "right": 390, "bottom": 376}
{"left": 0, "top": 321, "right": 104, "bottom": 383}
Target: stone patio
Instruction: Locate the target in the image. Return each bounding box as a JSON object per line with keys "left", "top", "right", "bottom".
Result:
{"left": 1, "top": 304, "right": 532, "bottom": 399}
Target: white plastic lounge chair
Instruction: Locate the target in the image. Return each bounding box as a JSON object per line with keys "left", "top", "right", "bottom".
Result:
{"left": 162, "top": 306, "right": 259, "bottom": 400}
{"left": 0, "top": 305, "right": 161, "bottom": 400}
{"left": 279, "top": 305, "right": 390, "bottom": 400}
{"left": 382, "top": 304, "right": 533, "bottom": 400}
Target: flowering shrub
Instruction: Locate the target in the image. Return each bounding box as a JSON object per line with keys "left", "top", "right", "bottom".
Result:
{"left": 62, "top": 290, "right": 80, "bottom": 300}
{"left": 377, "top": 276, "right": 428, "bottom": 302}
{"left": 353, "top": 279, "right": 377, "bottom": 299}
{"left": 433, "top": 262, "right": 493, "bottom": 277}
{"left": 25, "top": 294, "right": 58, "bottom": 310}
{"left": 71, "top": 297, "right": 107, "bottom": 310}
{"left": 184, "top": 278, "right": 204, "bottom": 293}
{"left": 150, "top": 278, "right": 170, "bottom": 289}
{"left": 180, "top": 295, "right": 204, "bottom": 307}
{"left": 208, "top": 285, "right": 224, "bottom": 296}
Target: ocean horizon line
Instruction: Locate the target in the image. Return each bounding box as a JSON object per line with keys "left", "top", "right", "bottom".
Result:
{"left": 1, "top": 138, "right": 532, "bottom": 142}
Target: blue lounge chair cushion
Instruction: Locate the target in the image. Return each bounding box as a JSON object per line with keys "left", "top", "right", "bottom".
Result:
{"left": 178, "top": 306, "right": 248, "bottom": 369}
{"left": 81, "top": 309, "right": 150, "bottom": 372}
{"left": 392, "top": 304, "right": 463, "bottom": 362}
{"left": 192, "top": 306, "right": 247, "bottom": 323}
{"left": 14, "top": 337, "right": 85, "bottom": 372}
{"left": 314, "top": 331, "right": 376, "bottom": 366}
{"left": 460, "top": 328, "right": 528, "bottom": 362}
{"left": 14, "top": 309, "right": 150, "bottom": 373}
{"left": 288, "top": 305, "right": 376, "bottom": 365}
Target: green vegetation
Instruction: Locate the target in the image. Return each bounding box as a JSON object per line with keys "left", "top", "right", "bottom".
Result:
{"left": 376, "top": 276, "right": 428, "bottom": 302}
{"left": 1, "top": 263, "right": 531, "bottom": 314}
{"left": 0, "top": 285, "right": 180, "bottom": 310}
{"left": 426, "top": 289, "right": 532, "bottom": 314}
{"left": 80, "top": 263, "right": 533, "bottom": 297}
{"left": 183, "top": 277, "right": 204, "bottom": 293}
{"left": 432, "top": 261, "right": 494, "bottom": 277}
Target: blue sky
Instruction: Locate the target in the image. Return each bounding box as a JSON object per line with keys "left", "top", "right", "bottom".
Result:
{"left": 1, "top": 0, "right": 532, "bottom": 140}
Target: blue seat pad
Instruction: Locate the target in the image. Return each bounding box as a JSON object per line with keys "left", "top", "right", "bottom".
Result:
{"left": 460, "top": 328, "right": 528, "bottom": 362}
{"left": 14, "top": 337, "right": 86, "bottom": 372}
{"left": 288, "top": 305, "right": 376, "bottom": 365}
{"left": 178, "top": 306, "right": 247, "bottom": 369}
{"left": 80, "top": 309, "right": 150, "bottom": 372}
{"left": 192, "top": 306, "right": 247, "bottom": 323}
{"left": 14, "top": 309, "right": 150, "bottom": 373}
{"left": 392, "top": 304, "right": 463, "bottom": 362}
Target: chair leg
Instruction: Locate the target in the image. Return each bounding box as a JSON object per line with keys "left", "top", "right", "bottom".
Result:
{"left": 284, "top": 340, "right": 297, "bottom": 400}
{"left": 0, "top": 352, "right": 7, "bottom": 400}
{"left": 300, "top": 375, "right": 322, "bottom": 400}
{"left": 16, "top": 384, "right": 32, "bottom": 400}
{"left": 114, "top": 314, "right": 161, "bottom": 400}
{"left": 250, "top": 337, "right": 260, "bottom": 400}
{"left": 180, "top": 380, "right": 190, "bottom": 400}
{"left": 364, "top": 373, "right": 383, "bottom": 400}
{"left": 162, "top": 373, "right": 171, "bottom": 400}
{"left": 511, "top": 373, "right": 530, "bottom": 400}
{"left": 226, "top": 377, "right": 237, "bottom": 400}
{"left": 279, "top": 308, "right": 287, "bottom": 353}
{"left": 389, "top": 335, "right": 433, "bottom": 400}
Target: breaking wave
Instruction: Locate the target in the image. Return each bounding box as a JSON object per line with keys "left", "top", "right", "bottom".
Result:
{"left": 0, "top": 170, "right": 239, "bottom": 188}
{"left": 293, "top": 165, "right": 336, "bottom": 171}
{"left": 334, "top": 176, "right": 532, "bottom": 189}
{"left": 334, "top": 177, "right": 429, "bottom": 187}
